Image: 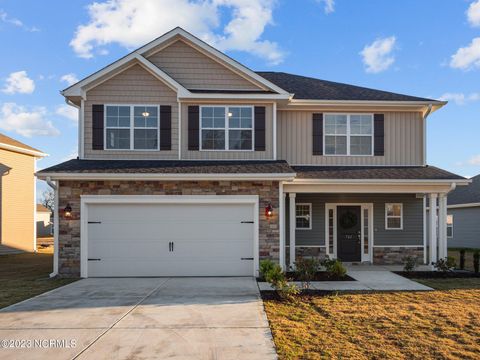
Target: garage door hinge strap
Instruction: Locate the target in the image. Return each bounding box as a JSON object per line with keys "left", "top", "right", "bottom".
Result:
{"left": 88, "top": 258, "right": 101, "bottom": 261}
{"left": 241, "top": 257, "right": 254, "bottom": 260}
{"left": 88, "top": 221, "right": 102, "bottom": 224}
{"left": 241, "top": 221, "right": 254, "bottom": 224}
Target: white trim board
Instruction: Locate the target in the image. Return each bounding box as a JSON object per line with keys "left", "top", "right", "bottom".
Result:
{"left": 37, "top": 172, "right": 296, "bottom": 181}
{"left": 80, "top": 195, "right": 260, "bottom": 278}
{"left": 0, "top": 143, "right": 47, "bottom": 158}
{"left": 448, "top": 202, "right": 480, "bottom": 209}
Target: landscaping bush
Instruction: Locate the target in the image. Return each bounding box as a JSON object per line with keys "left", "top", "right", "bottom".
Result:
{"left": 459, "top": 249, "right": 466, "bottom": 270}
{"left": 432, "top": 257, "right": 455, "bottom": 272}
{"left": 402, "top": 255, "right": 417, "bottom": 272}
{"left": 259, "top": 259, "right": 276, "bottom": 279}
{"left": 294, "top": 257, "right": 320, "bottom": 289}
{"left": 474, "top": 250, "right": 480, "bottom": 274}
{"left": 322, "top": 257, "right": 347, "bottom": 278}
{"left": 261, "top": 261, "right": 299, "bottom": 301}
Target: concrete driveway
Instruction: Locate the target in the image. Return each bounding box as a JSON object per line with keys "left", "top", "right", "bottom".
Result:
{"left": 0, "top": 278, "right": 277, "bottom": 360}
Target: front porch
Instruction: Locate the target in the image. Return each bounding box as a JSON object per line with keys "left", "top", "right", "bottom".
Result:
{"left": 277, "top": 170, "right": 465, "bottom": 269}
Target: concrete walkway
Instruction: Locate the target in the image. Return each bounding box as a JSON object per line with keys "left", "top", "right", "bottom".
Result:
{"left": 0, "top": 278, "right": 277, "bottom": 360}
{"left": 258, "top": 270, "right": 432, "bottom": 291}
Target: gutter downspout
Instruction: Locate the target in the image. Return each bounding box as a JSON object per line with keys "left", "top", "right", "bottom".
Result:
{"left": 46, "top": 177, "right": 59, "bottom": 278}
{"left": 423, "top": 104, "right": 433, "bottom": 166}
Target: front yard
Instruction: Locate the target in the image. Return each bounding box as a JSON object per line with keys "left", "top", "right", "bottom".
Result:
{"left": 263, "top": 279, "right": 480, "bottom": 359}
{"left": 0, "top": 247, "right": 75, "bottom": 309}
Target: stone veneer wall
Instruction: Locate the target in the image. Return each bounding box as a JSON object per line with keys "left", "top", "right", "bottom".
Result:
{"left": 57, "top": 180, "right": 279, "bottom": 277}
{"left": 373, "top": 246, "right": 424, "bottom": 265}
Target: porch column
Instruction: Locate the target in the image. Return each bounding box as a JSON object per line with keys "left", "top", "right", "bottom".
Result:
{"left": 429, "top": 193, "right": 438, "bottom": 265}
{"left": 438, "top": 193, "right": 448, "bottom": 260}
{"left": 289, "top": 193, "right": 296, "bottom": 269}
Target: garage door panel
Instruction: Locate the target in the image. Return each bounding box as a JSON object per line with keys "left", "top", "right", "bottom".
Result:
{"left": 86, "top": 201, "right": 255, "bottom": 277}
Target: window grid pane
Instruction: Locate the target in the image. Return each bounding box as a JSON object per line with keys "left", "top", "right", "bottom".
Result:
{"left": 363, "top": 208, "right": 369, "bottom": 255}
{"left": 386, "top": 204, "right": 402, "bottom": 229}
{"left": 296, "top": 204, "right": 311, "bottom": 229}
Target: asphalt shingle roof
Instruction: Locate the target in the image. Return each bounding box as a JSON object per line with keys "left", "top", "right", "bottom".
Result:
{"left": 447, "top": 174, "right": 480, "bottom": 205}
{"left": 292, "top": 166, "right": 466, "bottom": 180}
{"left": 38, "top": 159, "right": 295, "bottom": 174}
{"left": 256, "top": 71, "right": 437, "bottom": 102}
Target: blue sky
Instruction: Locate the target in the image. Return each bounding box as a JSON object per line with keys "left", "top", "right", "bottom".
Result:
{"left": 1, "top": 0, "right": 480, "bottom": 198}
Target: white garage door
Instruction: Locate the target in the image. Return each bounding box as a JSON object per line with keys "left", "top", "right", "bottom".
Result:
{"left": 86, "top": 202, "right": 255, "bottom": 277}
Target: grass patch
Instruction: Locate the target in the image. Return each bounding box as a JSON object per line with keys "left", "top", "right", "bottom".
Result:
{"left": 413, "top": 277, "right": 480, "bottom": 290}
{"left": 0, "top": 248, "right": 76, "bottom": 309}
{"left": 263, "top": 289, "right": 480, "bottom": 359}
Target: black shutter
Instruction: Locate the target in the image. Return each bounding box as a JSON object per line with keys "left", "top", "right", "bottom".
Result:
{"left": 254, "top": 106, "right": 266, "bottom": 151}
{"left": 312, "top": 113, "right": 323, "bottom": 155}
{"left": 92, "top": 105, "right": 104, "bottom": 150}
{"left": 159, "top": 105, "right": 171, "bottom": 150}
{"left": 374, "top": 114, "right": 385, "bottom": 156}
{"left": 188, "top": 106, "right": 199, "bottom": 151}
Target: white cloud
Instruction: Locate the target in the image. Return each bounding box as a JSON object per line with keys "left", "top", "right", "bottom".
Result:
{"left": 0, "top": 103, "right": 59, "bottom": 137}
{"left": 316, "top": 0, "right": 334, "bottom": 14}
{"left": 467, "top": 0, "right": 480, "bottom": 27}
{"left": 70, "top": 0, "right": 285, "bottom": 65}
{"left": 2, "top": 71, "right": 35, "bottom": 94}
{"left": 450, "top": 37, "right": 480, "bottom": 70}
{"left": 56, "top": 104, "right": 78, "bottom": 122}
{"left": 60, "top": 73, "right": 79, "bottom": 86}
{"left": 467, "top": 155, "right": 480, "bottom": 165}
{"left": 439, "top": 92, "right": 480, "bottom": 105}
{"left": 360, "top": 36, "right": 396, "bottom": 73}
{"left": 0, "top": 10, "right": 39, "bottom": 32}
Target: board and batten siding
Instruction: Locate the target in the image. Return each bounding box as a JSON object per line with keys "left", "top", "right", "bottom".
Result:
{"left": 147, "top": 40, "right": 262, "bottom": 91}
{"left": 286, "top": 194, "right": 423, "bottom": 247}
{"left": 84, "top": 64, "right": 179, "bottom": 160}
{"left": 0, "top": 149, "right": 35, "bottom": 251}
{"left": 180, "top": 103, "right": 274, "bottom": 160}
{"left": 278, "top": 111, "right": 424, "bottom": 166}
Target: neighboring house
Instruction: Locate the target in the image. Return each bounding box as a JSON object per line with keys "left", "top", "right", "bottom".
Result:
{"left": 446, "top": 174, "right": 480, "bottom": 249}
{"left": 36, "top": 204, "right": 53, "bottom": 237}
{"left": 37, "top": 27, "right": 468, "bottom": 278}
{"left": 0, "top": 133, "right": 46, "bottom": 252}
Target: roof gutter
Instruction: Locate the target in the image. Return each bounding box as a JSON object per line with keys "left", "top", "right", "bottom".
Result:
{"left": 36, "top": 172, "right": 297, "bottom": 181}
{"left": 0, "top": 143, "right": 48, "bottom": 158}
{"left": 288, "top": 178, "right": 470, "bottom": 186}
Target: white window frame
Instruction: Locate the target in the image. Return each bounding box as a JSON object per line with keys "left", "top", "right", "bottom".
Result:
{"left": 104, "top": 104, "right": 160, "bottom": 151}
{"left": 295, "top": 203, "right": 312, "bottom": 230}
{"left": 385, "top": 203, "right": 403, "bottom": 230}
{"left": 199, "top": 105, "right": 255, "bottom": 151}
{"left": 447, "top": 214, "right": 454, "bottom": 238}
{"left": 323, "top": 113, "right": 374, "bottom": 156}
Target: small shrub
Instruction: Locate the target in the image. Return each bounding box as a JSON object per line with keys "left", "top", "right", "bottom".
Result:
{"left": 294, "top": 257, "right": 320, "bottom": 289}
{"left": 459, "top": 249, "right": 466, "bottom": 270}
{"left": 474, "top": 250, "right": 480, "bottom": 274}
{"left": 402, "top": 256, "right": 417, "bottom": 272}
{"left": 262, "top": 263, "right": 299, "bottom": 301}
{"left": 259, "top": 259, "right": 276, "bottom": 279}
{"left": 322, "top": 257, "right": 347, "bottom": 278}
{"left": 446, "top": 256, "right": 457, "bottom": 269}
{"left": 432, "top": 257, "right": 454, "bottom": 272}
{"left": 264, "top": 263, "right": 285, "bottom": 285}
{"left": 275, "top": 279, "right": 300, "bottom": 301}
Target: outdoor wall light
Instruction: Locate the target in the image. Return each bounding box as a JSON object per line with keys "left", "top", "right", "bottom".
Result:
{"left": 64, "top": 204, "right": 72, "bottom": 218}
{"left": 265, "top": 203, "right": 273, "bottom": 218}
{"left": 141, "top": 111, "right": 150, "bottom": 117}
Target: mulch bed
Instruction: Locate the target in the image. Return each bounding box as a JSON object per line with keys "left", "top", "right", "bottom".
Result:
{"left": 394, "top": 271, "right": 480, "bottom": 279}
{"left": 257, "top": 272, "right": 355, "bottom": 282}
{"left": 260, "top": 290, "right": 335, "bottom": 300}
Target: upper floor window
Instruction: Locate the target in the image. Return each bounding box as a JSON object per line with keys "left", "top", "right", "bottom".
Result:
{"left": 324, "top": 114, "right": 373, "bottom": 156}
{"left": 200, "top": 106, "right": 253, "bottom": 151}
{"left": 105, "top": 105, "right": 159, "bottom": 150}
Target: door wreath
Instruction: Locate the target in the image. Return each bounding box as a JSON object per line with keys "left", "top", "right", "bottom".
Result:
{"left": 339, "top": 211, "right": 358, "bottom": 229}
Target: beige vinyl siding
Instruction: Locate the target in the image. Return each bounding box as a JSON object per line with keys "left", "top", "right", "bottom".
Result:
{"left": 278, "top": 111, "right": 424, "bottom": 166}
{"left": 0, "top": 149, "right": 35, "bottom": 251}
{"left": 84, "top": 64, "right": 179, "bottom": 160}
{"left": 147, "top": 40, "right": 262, "bottom": 91}
{"left": 181, "top": 103, "right": 274, "bottom": 160}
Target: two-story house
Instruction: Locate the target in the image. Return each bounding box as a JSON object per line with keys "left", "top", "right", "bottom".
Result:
{"left": 38, "top": 28, "right": 468, "bottom": 278}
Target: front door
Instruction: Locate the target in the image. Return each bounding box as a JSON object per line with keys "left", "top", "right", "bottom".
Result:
{"left": 337, "top": 206, "right": 362, "bottom": 262}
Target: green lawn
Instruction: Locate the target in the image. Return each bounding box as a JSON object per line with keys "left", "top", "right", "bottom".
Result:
{"left": 0, "top": 248, "right": 76, "bottom": 309}
{"left": 413, "top": 277, "right": 480, "bottom": 290}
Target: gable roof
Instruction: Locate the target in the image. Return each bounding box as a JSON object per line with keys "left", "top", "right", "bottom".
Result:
{"left": 448, "top": 174, "right": 480, "bottom": 206}
{"left": 62, "top": 27, "right": 289, "bottom": 100}
{"left": 0, "top": 133, "right": 46, "bottom": 157}
{"left": 257, "top": 72, "right": 442, "bottom": 102}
